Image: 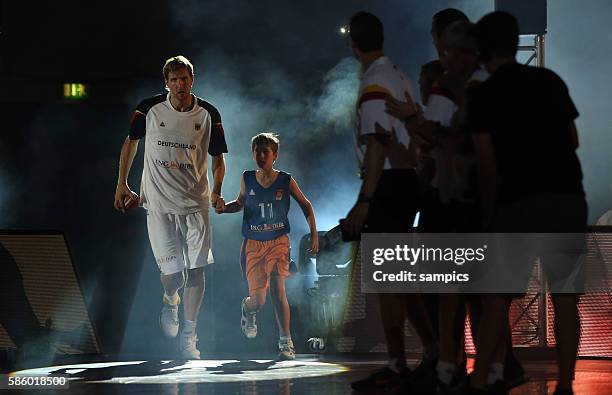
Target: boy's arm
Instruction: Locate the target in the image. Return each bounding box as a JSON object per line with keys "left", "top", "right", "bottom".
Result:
{"left": 288, "top": 178, "right": 319, "bottom": 254}
{"left": 220, "top": 176, "right": 246, "bottom": 213}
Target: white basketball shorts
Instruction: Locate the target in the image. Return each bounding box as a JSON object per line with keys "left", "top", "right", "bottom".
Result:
{"left": 146, "top": 209, "right": 214, "bottom": 275}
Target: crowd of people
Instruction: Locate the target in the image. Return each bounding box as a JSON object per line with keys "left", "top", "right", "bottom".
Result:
{"left": 113, "top": 7, "right": 585, "bottom": 395}
{"left": 344, "top": 9, "right": 585, "bottom": 395}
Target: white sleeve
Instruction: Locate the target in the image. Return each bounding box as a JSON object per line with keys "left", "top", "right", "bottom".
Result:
{"left": 358, "top": 99, "right": 393, "bottom": 139}
{"left": 424, "top": 94, "right": 456, "bottom": 127}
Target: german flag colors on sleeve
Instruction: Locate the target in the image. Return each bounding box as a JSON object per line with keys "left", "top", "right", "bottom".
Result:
{"left": 357, "top": 84, "right": 392, "bottom": 108}
{"left": 357, "top": 84, "right": 394, "bottom": 138}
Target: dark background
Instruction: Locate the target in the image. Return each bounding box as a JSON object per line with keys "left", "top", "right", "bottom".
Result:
{"left": 1, "top": 0, "right": 611, "bottom": 356}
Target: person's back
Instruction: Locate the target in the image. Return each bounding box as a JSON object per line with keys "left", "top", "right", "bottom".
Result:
{"left": 357, "top": 56, "right": 416, "bottom": 170}
{"left": 469, "top": 63, "right": 584, "bottom": 204}
{"left": 468, "top": 12, "right": 586, "bottom": 395}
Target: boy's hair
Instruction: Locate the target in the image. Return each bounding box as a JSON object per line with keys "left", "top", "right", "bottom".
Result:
{"left": 474, "top": 11, "right": 519, "bottom": 61}
{"left": 251, "top": 132, "right": 280, "bottom": 153}
{"left": 349, "top": 11, "right": 384, "bottom": 52}
{"left": 163, "top": 55, "right": 194, "bottom": 80}
{"left": 432, "top": 8, "right": 469, "bottom": 38}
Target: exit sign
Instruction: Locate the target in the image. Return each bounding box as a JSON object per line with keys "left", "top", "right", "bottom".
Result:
{"left": 63, "top": 83, "right": 88, "bottom": 99}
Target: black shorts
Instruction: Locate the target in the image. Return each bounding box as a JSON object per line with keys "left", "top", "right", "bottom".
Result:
{"left": 492, "top": 193, "right": 588, "bottom": 296}
{"left": 365, "top": 169, "right": 419, "bottom": 233}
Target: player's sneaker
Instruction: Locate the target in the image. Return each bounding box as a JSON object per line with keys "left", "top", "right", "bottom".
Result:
{"left": 350, "top": 366, "right": 409, "bottom": 391}
{"left": 159, "top": 293, "right": 180, "bottom": 338}
{"left": 179, "top": 331, "right": 200, "bottom": 360}
{"left": 241, "top": 297, "right": 257, "bottom": 339}
{"left": 278, "top": 337, "right": 295, "bottom": 361}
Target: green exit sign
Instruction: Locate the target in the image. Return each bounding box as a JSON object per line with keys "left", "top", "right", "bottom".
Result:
{"left": 63, "top": 83, "right": 88, "bottom": 99}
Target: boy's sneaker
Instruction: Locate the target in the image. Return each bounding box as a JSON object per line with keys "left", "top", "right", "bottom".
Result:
{"left": 241, "top": 297, "right": 257, "bottom": 339}
{"left": 159, "top": 293, "right": 180, "bottom": 338}
{"left": 179, "top": 331, "right": 200, "bottom": 360}
{"left": 278, "top": 337, "right": 295, "bottom": 361}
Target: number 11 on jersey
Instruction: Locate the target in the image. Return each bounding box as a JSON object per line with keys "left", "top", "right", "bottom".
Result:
{"left": 258, "top": 203, "right": 274, "bottom": 219}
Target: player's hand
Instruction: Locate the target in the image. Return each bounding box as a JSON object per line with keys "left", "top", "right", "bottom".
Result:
{"left": 385, "top": 91, "right": 418, "bottom": 120}
{"left": 344, "top": 202, "right": 369, "bottom": 236}
{"left": 308, "top": 234, "right": 319, "bottom": 255}
{"left": 215, "top": 197, "right": 225, "bottom": 214}
{"left": 114, "top": 184, "right": 138, "bottom": 213}
{"left": 210, "top": 192, "right": 221, "bottom": 209}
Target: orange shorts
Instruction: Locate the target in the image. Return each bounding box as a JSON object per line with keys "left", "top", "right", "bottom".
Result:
{"left": 240, "top": 234, "right": 291, "bottom": 293}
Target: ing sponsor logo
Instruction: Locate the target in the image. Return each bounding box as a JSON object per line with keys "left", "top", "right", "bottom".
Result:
{"left": 154, "top": 159, "right": 194, "bottom": 170}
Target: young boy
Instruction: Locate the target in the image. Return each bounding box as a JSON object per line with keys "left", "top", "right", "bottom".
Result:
{"left": 216, "top": 132, "right": 319, "bottom": 360}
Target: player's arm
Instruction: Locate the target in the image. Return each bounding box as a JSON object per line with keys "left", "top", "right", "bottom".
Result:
{"left": 345, "top": 133, "right": 387, "bottom": 235}
{"left": 114, "top": 136, "right": 140, "bottom": 212}
{"left": 220, "top": 175, "right": 246, "bottom": 214}
{"left": 473, "top": 133, "right": 498, "bottom": 230}
{"left": 415, "top": 91, "right": 455, "bottom": 149}
{"left": 289, "top": 178, "right": 319, "bottom": 254}
{"left": 210, "top": 154, "right": 225, "bottom": 209}
{"left": 344, "top": 82, "right": 391, "bottom": 235}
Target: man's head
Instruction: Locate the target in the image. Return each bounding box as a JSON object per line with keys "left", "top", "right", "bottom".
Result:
{"left": 431, "top": 8, "right": 469, "bottom": 65}
{"left": 163, "top": 55, "right": 194, "bottom": 81}
{"left": 163, "top": 56, "right": 194, "bottom": 101}
{"left": 443, "top": 21, "right": 479, "bottom": 75}
{"left": 474, "top": 11, "right": 519, "bottom": 71}
{"left": 419, "top": 60, "right": 445, "bottom": 106}
{"left": 349, "top": 12, "right": 384, "bottom": 62}
{"left": 251, "top": 132, "right": 280, "bottom": 170}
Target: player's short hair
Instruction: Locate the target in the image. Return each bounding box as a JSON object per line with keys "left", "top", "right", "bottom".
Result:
{"left": 349, "top": 12, "right": 384, "bottom": 52}
{"left": 432, "top": 8, "right": 469, "bottom": 38}
{"left": 474, "top": 11, "right": 519, "bottom": 61}
{"left": 420, "top": 60, "right": 445, "bottom": 85}
{"left": 444, "top": 21, "right": 477, "bottom": 53}
{"left": 251, "top": 132, "right": 280, "bottom": 153}
{"left": 163, "top": 55, "right": 194, "bottom": 80}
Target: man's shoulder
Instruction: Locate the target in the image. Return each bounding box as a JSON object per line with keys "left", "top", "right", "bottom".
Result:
{"left": 136, "top": 93, "right": 167, "bottom": 113}
{"left": 364, "top": 59, "right": 410, "bottom": 87}
{"left": 196, "top": 97, "right": 222, "bottom": 121}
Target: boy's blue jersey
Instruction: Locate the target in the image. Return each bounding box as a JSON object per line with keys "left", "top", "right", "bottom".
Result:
{"left": 242, "top": 170, "right": 291, "bottom": 241}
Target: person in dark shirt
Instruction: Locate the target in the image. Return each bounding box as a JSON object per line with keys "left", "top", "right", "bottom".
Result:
{"left": 467, "top": 12, "right": 586, "bottom": 395}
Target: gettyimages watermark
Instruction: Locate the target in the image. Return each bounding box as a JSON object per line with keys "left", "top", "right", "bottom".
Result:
{"left": 361, "top": 233, "right": 612, "bottom": 293}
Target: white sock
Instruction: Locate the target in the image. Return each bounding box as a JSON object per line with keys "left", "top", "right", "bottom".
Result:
{"left": 182, "top": 319, "right": 196, "bottom": 335}
{"left": 388, "top": 357, "right": 406, "bottom": 373}
{"left": 279, "top": 335, "right": 292, "bottom": 342}
{"left": 436, "top": 360, "right": 457, "bottom": 385}
{"left": 487, "top": 362, "right": 504, "bottom": 384}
